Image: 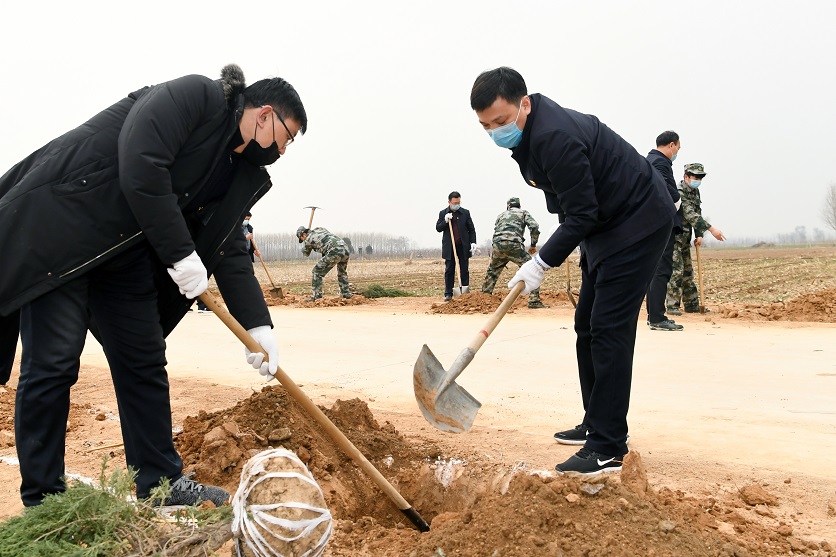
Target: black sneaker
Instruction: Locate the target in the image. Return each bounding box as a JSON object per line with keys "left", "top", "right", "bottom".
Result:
{"left": 684, "top": 306, "right": 710, "bottom": 313}
{"left": 554, "top": 424, "right": 589, "bottom": 445}
{"left": 341, "top": 293, "right": 352, "bottom": 299}
{"left": 647, "top": 319, "right": 684, "bottom": 331}
{"left": 555, "top": 447, "right": 624, "bottom": 476}
{"left": 153, "top": 473, "right": 230, "bottom": 507}
{"left": 305, "top": 296, "right": 322, "bottom": 302}
{"left": 528, "top": 300, "right": 549, "bottom": 309}
{"left": 666, "top": 307, "right": 682, "bottom": 316}
{"left": 444, "top": 294, "right": 452, "bottom": 301}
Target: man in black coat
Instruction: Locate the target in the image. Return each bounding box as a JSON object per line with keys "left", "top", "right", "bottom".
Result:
{"left": 645, "top": 131, "right": 684, "bottom": 331}
{"left": 0, "top": 64, "right": 307, "bottom": 507}
{"left": 435, "top": 191, "right": 477, "bottom": 301}
{"left": 471, "top": 67, "right": 675, "bottom": 476}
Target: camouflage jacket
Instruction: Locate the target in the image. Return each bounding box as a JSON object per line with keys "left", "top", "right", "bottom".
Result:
{"left": 302, "top": 227, "right": 348, "bottom": 257}
{"left": 678, "top": 180, "right": 711, "bottom": 238}
{"left": 491, "top": 207, "right": 540, "bottom": 247}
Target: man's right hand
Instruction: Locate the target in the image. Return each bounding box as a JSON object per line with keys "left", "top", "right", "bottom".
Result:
{"left": 444, "top": 213, "right": 453, "bottom": 222}
{"left": 167, "top": 251, "right": 208, "bottom": 299}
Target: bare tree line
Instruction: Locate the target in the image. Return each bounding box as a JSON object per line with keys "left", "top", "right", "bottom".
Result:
{"left": 252, "top": 231, "right": 443, "bottom": 261}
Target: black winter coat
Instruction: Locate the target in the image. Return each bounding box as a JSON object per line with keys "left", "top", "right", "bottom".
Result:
{"left": 510, "top": 94, "right": 675, "bottom": 271}
{"left": 0, "top": 66, "right": 272, "bottom": 335}
{"left": 436, "top": 207, "right": 476, "bottom": 260}
{"left": 647, "top": 149, "right": 683, "bottom": 230}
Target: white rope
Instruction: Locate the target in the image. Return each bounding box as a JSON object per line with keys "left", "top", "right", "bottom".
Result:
{"left": 232, "top": 448, "right": 332, "bottom": 557}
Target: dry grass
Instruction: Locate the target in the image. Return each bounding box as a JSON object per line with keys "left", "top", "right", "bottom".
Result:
{"left": 248, "top": 245, "right": 836, "bottom": 303}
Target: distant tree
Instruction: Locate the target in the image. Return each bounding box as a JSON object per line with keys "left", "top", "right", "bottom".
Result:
{"left": 343, "top": 237, "right": 354, "bottom": 254}
{"left": 365, "top": 245, "right": 373, "bottom": 256}
{"left": 823, "top": 182, "right": 836, "bottom": 234}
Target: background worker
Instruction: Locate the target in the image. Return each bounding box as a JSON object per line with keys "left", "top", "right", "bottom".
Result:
{"left": 645, "top": 131, "right": 684, "bottom": 331}
{"left": 471, "top": 66, "right": 675, "bottom": 476}
{"left": 435, "top": 191, "right": 477, "bottom": 301}
{"left": 297, "top": 225, "right": 351, "bottom": 301}
{"left": 0, "top": 64, "right": 305, "bottom": 507}
{"left": 482, "top": 197, "right": 547, "bottom": 309}
{"left": 666, "top": 163, "right": 726, "bottom": 314}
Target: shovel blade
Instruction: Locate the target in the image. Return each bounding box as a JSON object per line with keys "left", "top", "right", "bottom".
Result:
{"left": 461, "top": 285, "right": 470, "bottom": 294}
{"left": 413, "top": 344, "right": 481, "bottom": 433}
{"left": 452, "top": 287, "right": 461, "bottom": 297}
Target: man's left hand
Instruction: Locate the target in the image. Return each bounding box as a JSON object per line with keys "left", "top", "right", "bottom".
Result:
{"left": 528, "top": 246, "right": 537, "bottom": 255}
{"left": 508, "top": 255, "right": 549, "bottom": 295}
{"left": 244, "top": 326, "right": 278, "bottom": 376}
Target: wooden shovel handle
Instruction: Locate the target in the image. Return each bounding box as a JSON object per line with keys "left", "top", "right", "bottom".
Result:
{"left": 695, "top": 243, "right": 705, "bottom": 312}
{"left": 466, "top": 281, "right": 525, "bottom": 353}
{"left": 250, "top": 238, "right": 277, "bottom": 289}
{"left": 197, "top": 290, "right": 429, "bottom": 531}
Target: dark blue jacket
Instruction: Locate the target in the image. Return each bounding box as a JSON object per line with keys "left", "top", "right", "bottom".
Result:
{"left": 510, "top": 94, "right": 674, "bottom": 270}
{"left": 647, "top": 148, "right": 683, "bottom": 231}
{"left": 435, "top": 207, "right": 476, "bottom": 260}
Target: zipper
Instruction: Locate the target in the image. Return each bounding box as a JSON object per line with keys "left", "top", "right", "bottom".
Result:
{"left": 212, "top": 178, "right": 271, "bottom": 258}
{"left": 59, "top": 231, "right": 144, "bottom": 278}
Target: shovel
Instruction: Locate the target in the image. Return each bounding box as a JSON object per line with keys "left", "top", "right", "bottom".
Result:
{"left": 250, "top": 238, "right": 284, "bottom": 298}
{"left": 447, "top": 219, "right": 470, "bottom": 296}
{"left": 413, "top": 281, "right": 525, "bottom": 432}
{"left": 566, "top": 260, "right": 577, "bottom": 308}
{"left": 695, "top": 243, "right": 706, "bottom": 313}
{"left": 197, "top": 291, "right": 430, "bottom": 532}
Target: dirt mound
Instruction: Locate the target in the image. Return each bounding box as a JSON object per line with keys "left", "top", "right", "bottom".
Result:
{"left": 259, "top": 286, "right": 374, "bottom": 308}
{"left": 429, "top": 290, "right": 577, "bottom": 315}
{"left": 716, "top": 288, "right": 836, "bottom": 322}
{"left": 169, "top": 387, "right": 832, "bottom": 556}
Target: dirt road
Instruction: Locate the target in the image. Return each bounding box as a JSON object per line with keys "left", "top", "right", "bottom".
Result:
{"left": 1, "top": 298, "right": 834, "bottom": 551}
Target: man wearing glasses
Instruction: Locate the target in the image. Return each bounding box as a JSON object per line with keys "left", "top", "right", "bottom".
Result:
{"left": 0, "top": 64, "right": 306, "bottom": 508}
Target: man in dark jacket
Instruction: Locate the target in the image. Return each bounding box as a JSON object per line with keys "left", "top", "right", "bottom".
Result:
{"left": 0, "top": 64, "right": 307, "bottom": 507}
{"left": 645, "top": 131, "right": 684, "bottom": 331}
{"left": 471, "top": 67, "right": 675, "bottom": 475}
{"left": 435, "top": 191, "right": 477, "bottom": 301}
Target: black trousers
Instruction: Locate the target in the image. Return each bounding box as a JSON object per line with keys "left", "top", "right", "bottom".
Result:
{"left": 443, "top": 247, "right": 469, "bottom": 295}
{"left": 574, "top": 225, "right": 670, "bottom": 457}
{"left": 16, "top": 242, "right": 182, "bottom": 506}
{"left": 645, "top": 228, "right": 677, "bottom": 323}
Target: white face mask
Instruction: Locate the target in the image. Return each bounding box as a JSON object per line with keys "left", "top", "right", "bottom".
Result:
{"left": 243, "top": 219, "right": 250, "bottom": 226}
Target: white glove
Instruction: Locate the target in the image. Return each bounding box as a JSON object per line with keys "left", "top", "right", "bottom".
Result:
{"left": 245, "top": 325, "right": 279, "bottom": 376}
{"left": 508, "top": 254, "right": 550, "bottom": 295}
{"left": 167, "top": 250, "right": 208, "bottom": 299}
{"left": 674, "top": 199, "right": 682, "bottom": 211}
{"left": 470, "top": 243, "right": 478, "bottom": 255}
{"left": 444, "top": 213, "right": 453, "bottom": 222}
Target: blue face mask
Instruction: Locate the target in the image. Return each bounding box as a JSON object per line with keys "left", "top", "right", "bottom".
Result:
{"left": 487, "top": 102, "right": 524, "bottom": 148}
{"left": 671, "top": 153, "right": 678, "bottom": 162}
{"left": 689, "top": 179, "right": 702, "bottom": 189}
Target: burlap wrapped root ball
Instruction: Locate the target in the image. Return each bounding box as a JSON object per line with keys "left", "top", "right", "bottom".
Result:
{"left": 232, "top": 448, "right": 332, "bottom": 557}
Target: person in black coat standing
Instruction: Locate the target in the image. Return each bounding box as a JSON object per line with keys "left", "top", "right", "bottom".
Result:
{"left": 0, "top": 64, "right": 307, "bottom": 507}
{"left": 435, "top": 191, "right": 477, "bottom": 301}
{"left": 471, "top": 67, "right": 675, "bottom": 476}
{"left": 645, "top": 131, "right": 684, "bottom": 331}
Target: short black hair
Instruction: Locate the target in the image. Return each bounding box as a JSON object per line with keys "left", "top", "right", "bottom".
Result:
{"left": 244, "top": 78, "right": 308, "bottom": 134}
{"left": 470, "top": 67, "right": 527, "bottom": 112}
{"left": 656, "top": 130, "right": 679, "bottom": 147}
{"left": 245, "top": 211, "right": 252, "bottom": 217}
{"left": 448, "top": 191, "right": 461, "bottom": 201}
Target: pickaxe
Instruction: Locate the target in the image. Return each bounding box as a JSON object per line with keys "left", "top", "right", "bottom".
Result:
{"left": 304, "top": 206, "right": 322, "bottom": 229}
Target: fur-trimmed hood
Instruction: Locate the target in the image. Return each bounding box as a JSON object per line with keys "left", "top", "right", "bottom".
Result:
{"left": 220, "top": 64, "right": 246, "bottom": 103}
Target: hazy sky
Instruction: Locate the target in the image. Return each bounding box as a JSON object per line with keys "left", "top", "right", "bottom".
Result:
{"left": 3, "top": 1, "right": 834, "bottom": 248}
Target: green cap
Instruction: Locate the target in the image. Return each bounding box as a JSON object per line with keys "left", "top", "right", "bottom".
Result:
{"left": 507, "top": 197, "right": 521, "bottom": 208}
{"left": 684, "top": 162, "right": 706, "bottom": 176}
{"left": 296, "top": 226, "right": 308, "bottom": 243}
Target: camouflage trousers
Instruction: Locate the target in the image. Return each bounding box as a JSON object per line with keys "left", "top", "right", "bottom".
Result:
{"left": 666, "top": 231, "right": 700, "bottom": 311}
{"left": 312, "top": 249, "right": 350, "bottom": 298}
{"left": 481, "top": 242, "right": 541, "bottom": 303}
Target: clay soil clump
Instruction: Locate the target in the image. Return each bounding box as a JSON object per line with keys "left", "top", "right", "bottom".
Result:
{"left": 717, "top": 288, "right": 836, "bottom": 322}
{"left": 171, "top": 387, "right": 831, "bottom": 556}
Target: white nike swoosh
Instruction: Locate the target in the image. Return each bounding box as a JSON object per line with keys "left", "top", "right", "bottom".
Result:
{"left": 597, "top": 458, "right": 616, "bottom": 466}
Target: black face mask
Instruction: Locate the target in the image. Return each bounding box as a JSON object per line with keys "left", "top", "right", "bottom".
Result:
{"left": 241, "top": 113, "right": 280, "bottom": 166}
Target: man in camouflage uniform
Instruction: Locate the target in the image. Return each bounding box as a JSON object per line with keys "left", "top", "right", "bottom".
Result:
{"left": 296, "top": 226, "right": 351, "bottom": 301}
{"left": 666, "top": 163, "right": 726, "bottom": 314}
{"left": 482, "top": 197, "right": 547, "bottom": 309}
